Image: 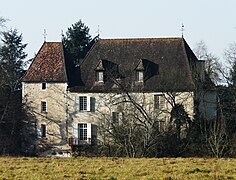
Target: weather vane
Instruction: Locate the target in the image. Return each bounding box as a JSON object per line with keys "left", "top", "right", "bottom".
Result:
{"left": 60, "top": 30, "right": 64, "bottom": 41}
{"left": 96, "top": 25, "right": 100, "bottom": 38}
{"left": 181, "top": 23, "right": 185, "bottom": 38}
{"left": 43, "top": 29, "right": 47, "bottom": 42}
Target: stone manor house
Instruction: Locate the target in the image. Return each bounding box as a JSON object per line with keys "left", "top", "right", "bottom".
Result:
{"left": 22, "top": 37, "right": 216, "bottom": 156}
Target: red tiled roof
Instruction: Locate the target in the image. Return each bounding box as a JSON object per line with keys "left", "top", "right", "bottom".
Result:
{"left": 23, "top": 42, "right": 67, "bottom": 82}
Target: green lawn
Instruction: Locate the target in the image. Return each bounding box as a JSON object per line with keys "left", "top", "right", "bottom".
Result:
{"left": 0, "top": 157, "right": 235, "bottom": 179}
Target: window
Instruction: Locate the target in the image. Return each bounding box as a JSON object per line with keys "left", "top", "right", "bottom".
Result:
{"left": 154, "top": 95, "right": 165, "bottom": 110}
{"left": 112, "top": 112, "right": 119, "bottom": 124}
{"left": 41, "top": 124, "right": 46, "bottom": 138}
{"left": 79, "top": 124, "right": 87, "bottom": 140}
{"left": 72, "top": 123, "right": 94, "bottom": 145}
{"left": 75, "top": 96, "right": 92, "bottom": 112}
{"left": 159, "top": 120, "right": 166, "bottom": 132}
{"left": 42, "top": 82, "right": 46, "bottom": 90}
{"left": 79, "top": 96, "right": 87, "bottom": 111}
{"left": 96, "top": 71, "right": 104, "bottom": 82}
{"left": 136, "top": 71, "right": 143, "bottom": 82}
{"left": 41, "top": 101, "right": 47, "bottom": 112}
{"left": 112, "top": 112, "right": 123, "bottom": 125}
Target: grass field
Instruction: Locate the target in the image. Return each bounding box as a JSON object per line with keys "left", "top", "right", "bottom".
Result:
{"left": 0, "top": 157, "right": 235, "bottom": 179}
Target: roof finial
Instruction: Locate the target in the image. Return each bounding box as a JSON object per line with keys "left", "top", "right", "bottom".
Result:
{"left": 96, "top": 25, "right": 100, "bottom": 38}
{"left": 181, "top": 23, "right": 185, "bottom": 38}
{"left": 43, "top": 29, "right": 47, "bottom": 42}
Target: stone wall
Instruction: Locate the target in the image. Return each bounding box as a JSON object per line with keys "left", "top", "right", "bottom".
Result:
{"left": 22, "top": 82, "right": 70, "bottom": 153}
{"left": 23, "top": 82, "right": 194, "bottom": 154}
{"left": 67, "top": 91, "right": 194, "bottom": 139}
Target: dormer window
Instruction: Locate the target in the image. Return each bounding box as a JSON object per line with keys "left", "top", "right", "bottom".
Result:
{"left": 95, "top": 60, "right": 105, "bottom": 83}
{"left": 96, "top": 71, "right": 104, "bottom": 82}
{"left": 136, "top": 70, "right": 144, "bottom": 82}
{"left": 135, "top": 59, "right": 145, "bottom": 83}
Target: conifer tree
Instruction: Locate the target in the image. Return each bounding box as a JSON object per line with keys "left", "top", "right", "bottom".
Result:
{"left": 62, "top": 20, "right": 94, "bottom": 65}
{"left": 0, "top": 29, "right": 27, "bottom": 91}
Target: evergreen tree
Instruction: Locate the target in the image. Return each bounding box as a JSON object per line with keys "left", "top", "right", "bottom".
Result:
{"left": 0, "top": 29, "right": 34, "bottom": 155}
{"left": 0, "top": 29, "right": 27, "bottom": 91}
{"left": 62, "top": 20, "right": 95, "bottom": 65}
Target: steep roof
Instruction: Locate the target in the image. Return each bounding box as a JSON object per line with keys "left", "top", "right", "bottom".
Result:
{"left": 70, "top": 38, "right": 198, "bottom": 92}
{"left": 22, "top": 42, "right": 67, "bottom": 82}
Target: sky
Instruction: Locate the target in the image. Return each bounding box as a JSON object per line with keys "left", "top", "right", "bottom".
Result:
{"left": 0, "top": 0, "right": 236, "bottom": 62}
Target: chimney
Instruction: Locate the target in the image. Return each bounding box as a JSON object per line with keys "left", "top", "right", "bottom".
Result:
{"left": 196, "top": 60, "right": 205, "bottom": 82}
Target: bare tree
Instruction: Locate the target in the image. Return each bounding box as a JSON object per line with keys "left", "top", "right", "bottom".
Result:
{"left": 97, "top": 92, "right": 162, "bottom": 157}
{"left": 96, "top": 76, "right": 193, "bottom": 157}
{"left": 207, "top": 116, "right": 228, "bottom": 158}
{"left": 194, "top": 41, "right": 222, "bottom": 84}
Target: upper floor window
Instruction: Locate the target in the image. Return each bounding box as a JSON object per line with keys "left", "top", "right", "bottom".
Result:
{"left": 42, "top": 82, "right": 46, "bottom": 90}
{"left": 112, "top": 112, "right": 123, "bottom": 125}
{"left": 41, "top": 101, "right": 47, "bottom": 112}
{"left": 154, "top": 95, "right": 165, "bottom": 110}
{"left": 79, "top": 96, "right": 87, "bottom": 111}
{"left": 96, "top": 71, "right": 104, "bottom": 82}
{"left": 136, "top": 70, "right": 144, "bottom": 82}
{"left": 75, "top": 96, "right": 95, "bottom": 112}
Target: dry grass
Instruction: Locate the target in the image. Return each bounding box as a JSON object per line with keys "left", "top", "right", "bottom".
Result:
{"left": 0, "top": 157, "right": 235, "bottom": 179}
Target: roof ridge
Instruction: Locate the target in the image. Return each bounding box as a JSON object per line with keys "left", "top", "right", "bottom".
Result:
{"left": 43, "top": 41, "right": 62, "bottom": 43}
{"left": 99, "top": 37, "right": 182, "bottom": 42}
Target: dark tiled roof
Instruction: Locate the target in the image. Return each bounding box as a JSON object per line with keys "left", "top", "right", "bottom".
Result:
{"left": 22, "top": 42, "right": 67, "bottom": 82}
{"left": 70, "top": 38, "right": 198, "bottom": 92}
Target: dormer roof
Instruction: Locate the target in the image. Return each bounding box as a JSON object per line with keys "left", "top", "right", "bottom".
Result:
{"left": 135, "top": 59, "right": 145, "bottom": 71}
{"left": 95, "top": 60, "right": 105, "bottom": 71}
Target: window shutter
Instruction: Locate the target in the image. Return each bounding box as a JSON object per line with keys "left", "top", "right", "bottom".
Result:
{"left": 91, "top": 124, "right": 97, "bottom": 137}
{"left": 87, "top": 123, "right": 92, "bottom": 141}
{"left": 37, "top": 126, "right": 41, "bottom": 138}
{"left": 112, "top": 112, "right": 118, "bottom": 124}
{"left": 160, "top": 96, "right": 165, "bottom": 109}
{"left": 154, "top": 95, "right": 160, "bottom": 110}
{"left": 118, "top": 112, "right": 123, "bottom": 125}
{"left": 75, "top": 96, "right": 79, "bottom": 111}
{"left": 86, "top": 96, "right": 91, "bottom": 111}
{"left": 72, "top": 124, "right": 78, "bottom": 138}
{"left": 90, "top": 97, "right": 96, "bottom": 112}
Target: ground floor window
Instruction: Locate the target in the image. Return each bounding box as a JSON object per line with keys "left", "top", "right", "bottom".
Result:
{"left": 71, "top": 123, "right": 96, "bottom": 145}
{"left": 79, "top": 123, "right": 87, "bottom": 140}
{"left": 41, "top": 124, "right": 46, "bottom": 138}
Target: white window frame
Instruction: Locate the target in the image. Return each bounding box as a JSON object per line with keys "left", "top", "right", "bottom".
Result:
{"left": 136, "top": 70, "right": 144, "bottom": 82}
{"left": 79, "top": 123, "right": 88, "bottom": 140}
{"left": 79, "top": 96, "right": 87, "bottom": 111}
{"left": 96, "top": 71, "right": 104, "bottom": 82}
{"left": 72, "top": 123, "right": 92, "bottom": 144}
{"left": 75, "top": 96, "right": 91, "bottom": 112}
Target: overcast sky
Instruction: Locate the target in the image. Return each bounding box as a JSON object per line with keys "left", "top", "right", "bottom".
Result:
{"left": 0, "top": 0, "right": 235, "bottom": 61}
